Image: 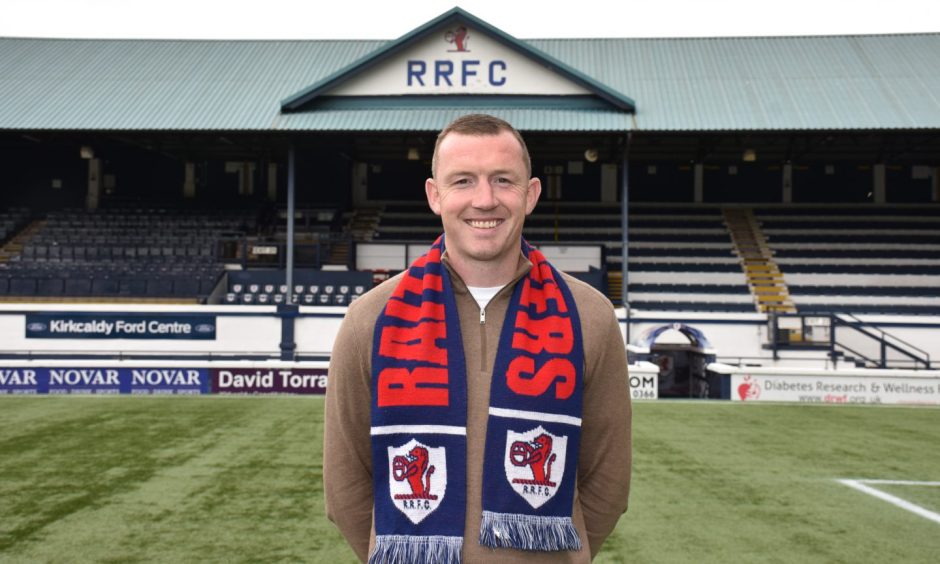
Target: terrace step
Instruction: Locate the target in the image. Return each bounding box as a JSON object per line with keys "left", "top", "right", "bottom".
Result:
{"left": 724, "top": 207, "right": 796, "bottom": 315}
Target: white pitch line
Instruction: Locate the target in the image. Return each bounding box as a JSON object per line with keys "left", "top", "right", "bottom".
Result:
{"left": 838, "top": 479, "right": 940, "bottom": 525}
{"left": 856, "top": 480, "right": 940, "bottom": 487}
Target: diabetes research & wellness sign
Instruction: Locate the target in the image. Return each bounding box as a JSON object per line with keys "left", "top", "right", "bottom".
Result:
{"left": 26, "top": 313, "right": 216, "bottom": 340}
{"left": 211, "top": 368, "right": 328, "bottom": 395}
{"left": 732, "top": 373, "right": 939, "bottom": 406}
{"left": 0, "top": 368, "right": 209, "bottom": 395}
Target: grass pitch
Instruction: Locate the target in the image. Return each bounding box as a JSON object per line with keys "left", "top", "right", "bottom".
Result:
{"left": 1, "top": 398, "right": 938, "bottom": 563}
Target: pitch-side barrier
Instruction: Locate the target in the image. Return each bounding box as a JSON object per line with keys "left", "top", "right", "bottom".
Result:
{"left": 0, "top": 359, "right": 661, "bottom": 398}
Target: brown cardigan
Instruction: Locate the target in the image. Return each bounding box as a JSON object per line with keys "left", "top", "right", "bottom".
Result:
{"left": 324, "top": 253, "right": 632, "bottom": 563}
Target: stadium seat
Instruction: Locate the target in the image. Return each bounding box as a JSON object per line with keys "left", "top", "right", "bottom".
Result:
{"left": 92, "top": 277, "right": 119, "bottom": 295}
{"left": 10, "top": 277, "right": 37, "bottom": 295}
{"left": 119, "top": 277, "right": 148, "bottom": 296}
{"left": 65, "top": 277, "right": 93, "bottom": 296}
{"left": 172, "top": 278, "right": 200, "bottom": 297}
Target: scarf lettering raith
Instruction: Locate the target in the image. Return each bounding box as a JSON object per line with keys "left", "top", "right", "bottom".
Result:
{"left": 370, "top": 235, "right": 583, "bottom": 563}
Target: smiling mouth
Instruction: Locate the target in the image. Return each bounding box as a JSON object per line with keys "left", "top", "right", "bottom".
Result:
{"left": 466, "top": 219, "right": 502, "bottom": 229}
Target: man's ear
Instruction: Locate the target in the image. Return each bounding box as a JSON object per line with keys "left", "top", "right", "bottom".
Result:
{"left": 425, "top": 178, "right": 442, "bottom": 215}
{"left": 525, "top": 177, "right": 542, "bottom": 215}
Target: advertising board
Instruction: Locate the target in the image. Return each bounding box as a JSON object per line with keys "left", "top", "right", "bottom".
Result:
{"left": 25, "top": 313, "right": 217, "bottom": 340}
{"left": 628, "top": 362, "right": 660, "bottom": 400}
{"left": 731, "top": 372, "right": 939, "bottom": 406}
{"left": 211, "top": 367, "right": 328, "bottom": 395}
{"left": 0, "top": 367, "right": 209, "bottom": 395}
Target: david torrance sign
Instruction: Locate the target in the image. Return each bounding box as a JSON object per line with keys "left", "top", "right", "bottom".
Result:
{"left": 26, "top": 313, "right": 216, "bottom": 340}
{"left": 211, "top": 368, "right": 328, "bottom": 395}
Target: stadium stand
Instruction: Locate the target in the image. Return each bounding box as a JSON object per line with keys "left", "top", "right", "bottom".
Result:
{"left": 4, "top": 200, "right": 936, "bottom": 315}
{"left": 367, "top": 201, "right": 940, "bottom": 315}
{"left": 223, "top": 269, "right": 372, "bottom": 305}
{"left": 372, "top": 201, "right": 754, "bottom": 312}
{"left": 0, "top": 208, "right": 31, "bottom": 244}
{"left": 756, "top": 205, "right": 940, "bottom": 315}
{"left": 0, "top": 208, "right": 253, "bottom": 302}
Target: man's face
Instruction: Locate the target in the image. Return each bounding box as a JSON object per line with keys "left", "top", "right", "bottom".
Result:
{"left": 425, "top": 131, "right": 541, "bottom": 274}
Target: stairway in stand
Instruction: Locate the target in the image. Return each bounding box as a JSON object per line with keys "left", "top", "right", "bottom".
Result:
{"left": 607, "top": 271, "right": 623, "bottom": 306}
{"left": 0, "top": 219, "right": 45, "bottom": 263}
{"left": 723, "top": 207, "right": 796, "bottom": 314}
{"left": 347, "top": 207, "right": 384, "bottom": 242}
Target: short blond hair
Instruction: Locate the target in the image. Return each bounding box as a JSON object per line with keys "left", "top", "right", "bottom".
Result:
{"left": 431, "top": 114, "right": 532, "bottom": 179}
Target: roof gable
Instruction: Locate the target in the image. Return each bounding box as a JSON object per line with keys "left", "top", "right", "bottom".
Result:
{"left": 280, "top": 6, "right": 635, "bottom": 112}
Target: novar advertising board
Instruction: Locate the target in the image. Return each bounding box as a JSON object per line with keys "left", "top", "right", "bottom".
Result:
{"left": 0, "top": 361, "right": 328, "bottom": 395}
{"left": 730, "top": 369, "right": 940, "bottom": 406}
{"left": 0, "top": 367, "right": 208, "bottom": 395}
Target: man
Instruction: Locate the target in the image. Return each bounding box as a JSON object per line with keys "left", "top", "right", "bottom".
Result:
{"left": 324, "top": 114, "right": 631, "bottom": 563}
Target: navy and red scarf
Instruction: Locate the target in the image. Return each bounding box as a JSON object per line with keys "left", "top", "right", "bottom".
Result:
{"left": 370, "top": 235, "right": 584, "bottom": 563}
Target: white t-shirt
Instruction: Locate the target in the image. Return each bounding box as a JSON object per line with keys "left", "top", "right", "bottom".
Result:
{"left": 467, "top": 285, "right": 505, "bottom": 310}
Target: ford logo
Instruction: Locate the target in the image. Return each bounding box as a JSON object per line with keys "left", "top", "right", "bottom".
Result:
{"left": 27, "top": 322, "right": 47, "bottom": 331}
{"left": 194, "top": 324, "right": 215, "bottom": 334}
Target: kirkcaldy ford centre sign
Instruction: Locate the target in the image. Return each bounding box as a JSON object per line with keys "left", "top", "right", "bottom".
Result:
{"left": 26, "top": 313, "right": 216, "bottom": 340}
{"left": 328, "top": 26, "right": 591, "bottom": 96}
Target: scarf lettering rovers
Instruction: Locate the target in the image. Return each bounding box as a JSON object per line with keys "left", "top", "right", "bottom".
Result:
{"left": 370, "top": 235, "right": 584, "bottom": 563}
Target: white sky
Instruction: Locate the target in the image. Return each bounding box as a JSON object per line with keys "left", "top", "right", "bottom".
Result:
{"left": 3, "top": 0, "right": 938, "bottom": 40}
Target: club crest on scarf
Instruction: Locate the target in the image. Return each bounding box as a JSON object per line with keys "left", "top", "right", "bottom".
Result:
{"left": 503, "top": 426, "right": 568, "bottom": 509}
{"left": 388, "top": 439, "right": 448, "bottom": 524}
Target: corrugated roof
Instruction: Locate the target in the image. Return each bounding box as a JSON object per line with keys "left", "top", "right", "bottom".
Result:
{"left": 273, "top": 107, "right": 633, "bottom": 131}
{"left": 1, "top": 32, "right": 939, "bottom": 132}
{"left": 0, "top": 38, "right": 384, "bottom": 130}
{"left": 529, "top": 34, "right": 940, "bottom": 131}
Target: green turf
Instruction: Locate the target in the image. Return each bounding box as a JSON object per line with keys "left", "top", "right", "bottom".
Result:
{"left": 1, "top": 398, "right": 938, "bottom": 563}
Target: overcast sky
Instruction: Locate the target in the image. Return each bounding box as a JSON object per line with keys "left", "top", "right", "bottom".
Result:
{"left": 0, "top": 0, "right": 940, "bottom": 39}
{"left": 4, "top": 0, "right": 938, "bottom": 40}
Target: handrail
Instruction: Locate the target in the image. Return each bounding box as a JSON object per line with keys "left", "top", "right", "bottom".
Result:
{"left": 833, "top": 313, "right": 931, "bottom": 369}
{"left": 830, "top": 341, "right": 880, "bottom": 369}
{"left": 837, "top": 312, "right": 930, "bottom": 359}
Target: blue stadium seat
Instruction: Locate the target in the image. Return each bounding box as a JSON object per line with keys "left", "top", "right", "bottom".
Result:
{"left": 65, "top": 278, "right": 92, "bottom": 296}
{"left": 118, "top": 277, "right": 148, "bottom": 296}
{"left": 10, "top": 277, "right": 37, "bottom": 295}
{"left": 172, "top": 278, "right": 200, "bottom": 296}
{"left": 92, "top": 277, "right": 119, "bottom": 296}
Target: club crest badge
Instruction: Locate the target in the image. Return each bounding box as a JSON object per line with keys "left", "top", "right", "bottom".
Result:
{"left": 387, "top": 439, "right": 447, "bottom": 524}
{"left": 504, "top": 426, "right": 568, "bottom": 509}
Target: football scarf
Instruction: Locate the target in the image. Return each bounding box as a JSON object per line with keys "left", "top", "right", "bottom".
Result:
{"left": 370, "top": 235, "right": 583, "bottom": 563}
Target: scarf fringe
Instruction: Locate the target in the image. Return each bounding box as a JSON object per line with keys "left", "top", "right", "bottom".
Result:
{"left": 368, "top": 534, "right": 462, "bottom": 564}
{"left": 479, "top": 510, "right": 582, "bottom": 552}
